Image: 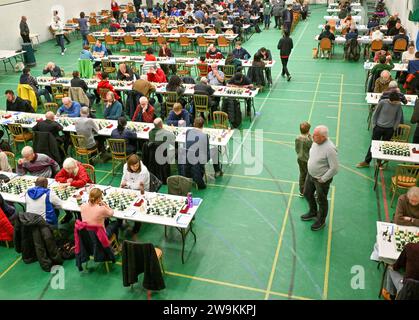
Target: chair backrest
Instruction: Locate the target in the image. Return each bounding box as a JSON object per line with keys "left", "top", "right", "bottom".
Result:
{"left": 71, "top": 133, "right": 89, "bottom": 150}
{"left": 51, "top": 84, "right": 65, "bottom": 97}
{"left": 394, "top": 164, "right": 419, "bottom": 187}
{"left": 157, "top": 36, "right": 166, "bottom": 45}
{"left": 193, "top": 94, "right": 209, "bottom": 109}
{"left": 196, "top": 36, "right": 207, "bottom": 46}
{"left": 7, "top": 123, "right": 24, "bottom": 136}
{"left": 186, "top": 28, "right": 195, "bottom": 34}
{"left": 167, "top": 175, "right": 193, "bottom": 196}
{"left": 179, "top": 36, "right": 190, "bottom": 45}
{"left": 225, "top": 29, "right": 234, "bottom": 35}
{"left": 149, "top": 172, "right": 163, "bottom": 192}
{"left": 108, "top": 138, "right": 127, "bottom": 159}
{"left": 104, "top": 34, "right": 116, "bottom": 44}
{"left": 87, "top": 34, "right": 96, "bottom": 45}
{"left": 124, "top": 35, "right": 135, "bottom": 45}
{"left": 393, "top": 38, "right": 408, "bottom": 52}
{"left": 396, "top": 277, "right": 419, "bottom": 300}
{"left": 3, "top": 151, "right": 16, "bottom": 172}
{"left": 81, "top": 163, "right": 96, "bottom": 183}
{"left": 370, "top": 39, "right": 383, "bottom": 51}
{"left": 217, "top": 35, "right": 229, "bottom": 46}
{"left": 223, "top": 65, "right": 235, "bottom": 81}
{"left": 213, "top": 111, "right": 229, "bottom": 129}
{"left": 170, "top": 28, "right": 179, "bottom": 34}
{"left": 165, "top": 91, "right": 178, "bottom": 105}
{"left": 207, "top": 29, "right": 216, "bottom": 35}
{"left": 320, "top": 38, "right": 332, "bottom": 50}
{"left": 391, "top": 124, "right": 411, "bottom": 142}
{"left": 44, "top": 102, "right": 59, "bottom": 113}
{"left": 140, "top": 35, "right": 150, "bottom": 44}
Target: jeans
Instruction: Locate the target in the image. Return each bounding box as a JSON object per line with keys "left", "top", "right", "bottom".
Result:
{"left": 364, "top": 125, "right": 394, "bottom": 164}
{"left": 274, "top": 15, "right": 281, "bottom": 28}
{"left": 264, "top": 14, "right": 271, "bottom": 27}
{"left": 297, "top": 159, "right": 308, "bottom": 194}
{"left": 283, "top": 22, "right": 291, "bottom": 32}
{"left": 304, "top": 174, "right": 332, "bottom": 222}
{"left": 56, "top": 34, "right": 65, "bottom": 53}
{"left": 38, "top": 88, "right": 52, "bottom": 102}
{"left": 81, "top": 34, "right": 88, "bottom": 47}
{"left": 281, "top": 57, "right": 290, "bottom": 77}
{"left": 384, "top": 268, "right": 404, "bottom": 296}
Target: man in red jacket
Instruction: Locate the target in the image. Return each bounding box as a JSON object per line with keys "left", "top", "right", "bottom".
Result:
{"left": 146, "top": 65, "right": 166, "bottom": 105}
{"left": 132, "top": 96, "right": 155, "bottom": 123}
{"left": 55, "top": 157, "right": 92, "bottom": 188}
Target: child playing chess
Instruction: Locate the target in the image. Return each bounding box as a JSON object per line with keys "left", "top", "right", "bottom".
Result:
{"left": 295, "top": 121, "right": 313, "bottom": 197}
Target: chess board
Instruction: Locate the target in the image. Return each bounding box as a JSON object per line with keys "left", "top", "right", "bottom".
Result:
{"left": 55, "top": 78, "right": 70, "bottom": 85}
{"left": 104, "top": 190, "right": 137, "bottom": 211}
{"left": 97, "top": 120, "right": 113, "bottom": 130}
{"left": 37, "top": 77, "right": 53, "bottom": 84}
{"left": 394, "top": 229, "right": 419, "bottom": 252}
{"left": 56, "top": 118, "right": 74, "bottom": 127}
{"left": 378, "top": 142, "right": 411, "bottom": 157}
{"left": 126, "top": 122, "right": 150, "bottom": 133}
{"left": 52, "top": 185, "right": 78, "bottom": 201}
{"left": 144, "top": 195, "right": 187, "bottom": 218}
{"left": 0, "top": 177, "right": 36, "bottom": 195}
{"left": 14, "top": 115, "right": 37, "bottom": 125}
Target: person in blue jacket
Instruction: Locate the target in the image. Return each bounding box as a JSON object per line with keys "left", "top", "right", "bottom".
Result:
{"left": 104, "top": 91, "right": 123, "bottom": 120}
{"left": 57, "top": 97, "right": 81, "bottom": 117}
{"left": 167, "top": 103, "right": 191, "bottom": 127}
{"left": 25, "top": 177, "right": 63, "bottom": 225}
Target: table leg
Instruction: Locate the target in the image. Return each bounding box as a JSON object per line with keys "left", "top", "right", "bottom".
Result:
{"left": 373, "top": 159, "right": 380, "bottom": 190}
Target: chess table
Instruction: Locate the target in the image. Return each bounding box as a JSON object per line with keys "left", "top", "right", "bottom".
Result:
{"left": 0, "top": 50, "right": 26, "bottom": 72}
{"left": 0, "top": 171, "right": 202, "bottom": 263}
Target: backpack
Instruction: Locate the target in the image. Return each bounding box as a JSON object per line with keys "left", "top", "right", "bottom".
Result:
{"left": 345, "top": 39, "right": 360, "bottom": 61}
{"left": 222, "top": 98, "right": 242, "bottom": 128}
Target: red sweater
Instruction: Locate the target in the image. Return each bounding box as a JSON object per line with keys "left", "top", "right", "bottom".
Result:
{"left": 97, "top": 80, "right": 120, "bottom": 101}
{"left": 55, "top": 163, "right": 92, "bottom": 188}
{"left": 206, "top": 51, "right": 223, "bottom": 59}
{"left": 147, "top": 68, "right": 167, "bottom": 83}
{"left": 145, "top": 54, "right": 157, "bottom": 61}
{"left": 0, "top": 207, "right": 13, "bottom": 242}
{"left": 132, "top": 104, "right": 155, "bottom": 123}
{"left": 111, "top": 2, "right": 119, "bottom": 11}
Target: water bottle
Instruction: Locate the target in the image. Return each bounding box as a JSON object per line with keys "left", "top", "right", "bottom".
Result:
{"left": 187, "top": 192, "right": 193, "bottom": 208}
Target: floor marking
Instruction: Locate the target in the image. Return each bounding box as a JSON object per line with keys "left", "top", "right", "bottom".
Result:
{"left": 265, "top": 183, "right": 296, "bottom": 300}
{"left": 267, "top": 87, "right": 366, "bottom": 96}
{"left": 222, "top": 173, "right": 297, "bottom": 185}
{"left": 323, "top": 186, "right": 336, "bottom": 300}
{"left": 0, "top": 257, "right": 21, "bottom": 280}
{"left": 380, "top": 168, "right": 390, "bottom": 222}
{"left": 207, "top": 183, "right": 299, "bottom": 197}
{"left": 326, "top": 116, "right": 338, "bottom": 119}
{"left": 336, "top": 74, "right": 344, "bottom": 147}
{"left": 339, "top": 164, "right": 377, "bottom": 184}
{"left": 308, "top": 73, "right": 322, "bottom": 122}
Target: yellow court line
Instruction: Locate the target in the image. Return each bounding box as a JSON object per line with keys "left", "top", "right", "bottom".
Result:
{"left": 260, "top": 131, "right": 336, "bottom": 139}
{"left": 339, "top": 164, "right": 377, "bottom": 184}
{"left": 264, "top": 183, "right": 296, "bottom": 300}
{"left": 222, "top": 173, "right": 297, "bottom": 185}
{"left": 268, "top": 290, "right": 313, "bottom": 300}
{"left": 323, "top": 186, "right": 336, "bottom": 300}
{"left": 0, "top": 257, "right": 22, "bottom": 280}
{"left": 254, "top": 97, "right": 370, "bottom": 107}
{"left": 308, "top": 73, "right": 323, "bottom": 122}
{"left": 207, "top": 183, "right": 299, "bottom": 197}
{"left": 336, "top": 74, "right": 344, "bottom": 147}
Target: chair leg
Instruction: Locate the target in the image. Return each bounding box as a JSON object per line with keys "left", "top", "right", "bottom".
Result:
{"left": 390, "top": 185, "right": 397, "bottom": 208}
{"left": 5, "top": 241, "right": 9, "bottom": 248}
{"left": 105, "top": 261, "right": 110, "bottom": 273}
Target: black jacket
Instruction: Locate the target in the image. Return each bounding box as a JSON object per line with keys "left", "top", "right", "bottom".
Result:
{"left": 142, "top": 142, "right": 170, "bottom": 184}
{"left": 194, "top": 82, "right": 215, "bottom": 96}
{"left": 42, "top": 66, "right": 62, "bottom": 78}
{"left": 396, "top": 278, "right": 419, "bottom": 300}
{"left": 6, "top": 96, "right": 35, "bottom": 113}
{"left": 75, "top": 228, "right": 115, "bottom": 271}
{"left": 277, "top": 36, "right": 294, "bottom": 57}
{"left": 122, "top": 240, "right": 165, "bottom": 290}
{"left": 32, "top": 119, "right": 63, "bottom": 140}
{"left": 14, "top": 212, "right": 63, "bottom": 272}
{"left": 71, "top": 77, "right": 89, "bottom": 93}
{"left": 33, "top": 131, "right": 62, "bottom": 166}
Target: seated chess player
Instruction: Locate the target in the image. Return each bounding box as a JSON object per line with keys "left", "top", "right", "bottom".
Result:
{"left": 17, "top": 146, "right": 60, "bottom": 178}
{"left": 132, "top": 96, "right": 155, "bottom": 123}
{"left": 394, "top": 187, "right": 419, "bottom": 227}
{"left": 5, "top": 90, "right": 35, "bottom": 113}
{"left": 55, "top": 157, "right": 92, "bottom": 188}
{"left": 25, "top": 177, "right": 63, "bottom": 226}
{"left": 382, "top": 242, "right": 419, "bottom": 300}
{"left": 121, "top": 154, "right": 150, "bottom": 191}
{"left": 0, "top": 151, "right": 12, "bottom": 172}
{"left": 80, "top": 188, "right": 119, "bottom": 239}
{"left": 110, "top": 117, "right": 138, "bottom": 155}
{"left": 166, "top": 102, "right": 191, "bottom": 127}
{"left": 103, "top": 91, "right": 123, "bottom": 120}
{"left": 57, "top": 97, "right": 81, "bottom": 117}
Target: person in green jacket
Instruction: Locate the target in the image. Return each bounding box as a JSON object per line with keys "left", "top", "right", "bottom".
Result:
{"left": 263, "top": 0, "right": 273, "bottom": 29}
{"left": 295, "top": 121, "right": 313, "bottom": 196}
{"left": 371, "top": 55, "right": 395, "bottom": 77}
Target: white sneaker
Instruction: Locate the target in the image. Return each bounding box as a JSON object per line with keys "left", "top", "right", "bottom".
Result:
{"left": 61, "top": 52, "right": 64, "bottom": 56}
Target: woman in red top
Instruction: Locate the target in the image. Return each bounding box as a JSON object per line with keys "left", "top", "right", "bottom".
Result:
{"left": 111, "top": 1, "right": 120, "bottom": 20}
{"left": 145, "top": 47, "right": 157, "bottom": 61}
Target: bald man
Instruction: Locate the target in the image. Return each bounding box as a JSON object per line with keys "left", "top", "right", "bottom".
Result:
{"left": 33, "top": 111, "right": 63, "bottom": 140}
{"left": 57, "top": 97, "right": 81, "bottom": 117}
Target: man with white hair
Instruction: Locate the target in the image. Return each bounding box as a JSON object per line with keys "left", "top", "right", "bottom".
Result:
{"left": 57, "top": 97, "right": 81, "bottom": 117}
{"left": 207, "top": 64, "right": 225, "bottom": 86}
{"left": 55, "top": 157, "right": 92, "bottom": 188}
{"left": 394, "top": 187, "right": 419, "bottom": 227}
{"left": 380, "top": 80, "right": 408, "bottom": 105}
{"left": 374, "top": 70, "right": 393, "bottom": 93}
{"left": 42, "top": 62, "right": 62, "bottom": 78}
{"left": 301, "top": 125, "right": 338, "bottom": 231}
{"left": 132, "top": 96, "right": 155, "bottom": 123}
{"left": 17, "top": 146, "right": 60, "bottom": 178}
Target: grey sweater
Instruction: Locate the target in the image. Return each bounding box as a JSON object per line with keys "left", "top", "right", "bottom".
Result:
{"left": 75, "top": 117, "right": 99, "bottom": 149}
{"left": 372, "top": 99, "right": 402, "bottom": 129}
{"left": 17, "top": 153, "right": 60, "bottom": 178}
{"left": 307, "top": 139, "right": 338, "bottom": 182}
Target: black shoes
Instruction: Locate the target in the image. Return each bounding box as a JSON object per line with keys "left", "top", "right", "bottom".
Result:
{"left": 300, "top": 212, "right": 317, "bottom": 221}
{"left": 61, "top": 212, "right": 73, "bottom": 224}
{"left": 287, "top": 75, "right": 292, "bottom": 82}
{"left": 311, "top": 219, "right": 326, "bottom": 231}
{"left": 215, "top": 170, "right": 223, "bottom": 178}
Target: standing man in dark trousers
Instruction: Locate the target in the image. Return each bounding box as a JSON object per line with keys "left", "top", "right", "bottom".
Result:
{"left": 411, "top": 99, "right": 419, "bottom": 144}
{"left": 277, "top": 30, "right": 293, "bottom": 81}
{"left": 272, "top": 0, "right": 285, "bottom": 29}
{"left": 282, "top": 3, "right": 293, "bottom": 33}
{"left": 133, "top": 0, "right": 142, "bottom": 16}
{"left": 301, "top": 125, "right": 339, "bottom": 231}
{"left": 20, "top": 16, "right": 31, "bottom": 43}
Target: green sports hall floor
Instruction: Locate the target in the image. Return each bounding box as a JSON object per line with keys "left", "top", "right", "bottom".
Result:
{"left": 0, "top": 4, "right": 398, "bottom": 300}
